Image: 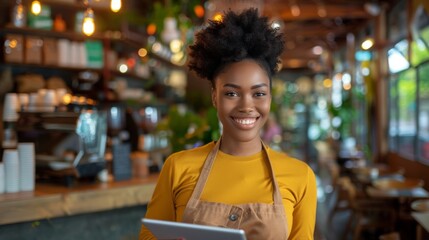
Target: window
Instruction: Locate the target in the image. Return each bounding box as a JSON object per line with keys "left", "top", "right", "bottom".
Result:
{"left": 397, "top": 69, "right": 417, "bottom": 159}
{"left": 387, "top": 1, "right": 429, "bottom": 163}
{"left": 418, "top": 62, "right": 429, "bottom": 163}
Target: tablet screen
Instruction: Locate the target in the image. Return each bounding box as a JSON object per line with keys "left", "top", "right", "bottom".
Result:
{"left": 142, "top": 218, "right": 247, "bottom": 240}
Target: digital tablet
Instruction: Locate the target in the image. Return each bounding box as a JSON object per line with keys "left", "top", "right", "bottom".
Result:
{"left": 141, "top": 218, "right": 247, "bottom": 240}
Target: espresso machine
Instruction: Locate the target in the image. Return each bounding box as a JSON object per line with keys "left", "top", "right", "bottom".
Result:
{"left": 16, "top": 108, "right": 107, "bottom": 186}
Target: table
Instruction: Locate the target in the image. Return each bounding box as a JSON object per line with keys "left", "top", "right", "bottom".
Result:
{"left": 366, "top": 187, "right": 429, "bottom": 199}
{"left": 412, "top": 212, "right": 429, "bottom": 240}
{"left": 367, "top": 186, "right": 429, "bottom": 239}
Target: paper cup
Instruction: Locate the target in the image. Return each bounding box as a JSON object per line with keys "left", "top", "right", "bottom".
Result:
{"left": 3, "top": 149, "right": 20, "bottom": 193}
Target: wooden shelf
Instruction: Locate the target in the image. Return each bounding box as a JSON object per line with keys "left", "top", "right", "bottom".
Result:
{"left": 0, "top": 174, "right": 158, "bottom": 225}
{"left": 0, "top": 26, "right": 106, "bottom": 41}
{"left": 110, "top": 70, "right": 150, "bottom": 81}
{"left": 1, "top": 62, "right": 103, "bottom": 72}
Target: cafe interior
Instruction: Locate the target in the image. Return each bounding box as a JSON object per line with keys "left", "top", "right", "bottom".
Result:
{"left": 0, "top": 0, "right": 428, "bottom": 239}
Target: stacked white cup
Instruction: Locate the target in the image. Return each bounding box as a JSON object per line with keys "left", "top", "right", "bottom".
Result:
{"left": 18, "top": 143, "right": 35, "bottom": 191}
{"left": 18, "top": 93, "right": 29, "bottom": 111}
{"left": 0, "top": 162, "right": 5, "bottom": 194}
{"left": 3, "top": 149, "right": 20, "bottom": 193}
{"left": 3, "top": 93, "right": 20, "bottom": 122}
{"left": 44, "top": 89, "right": 57, "bottom": 111}
{"left": 28, "top": 93, "right": 39, "bottom": 112}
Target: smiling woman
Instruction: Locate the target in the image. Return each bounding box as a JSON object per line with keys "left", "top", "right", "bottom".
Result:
{"left": 140, "top": 8, "right": 317, "bottom": 240}
{"left": 212, "top": 60, "right": 272, "bottom": 154}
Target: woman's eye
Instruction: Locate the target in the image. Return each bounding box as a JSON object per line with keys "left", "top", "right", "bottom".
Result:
{"left": 254, "top": 92, "right": 266, "bottom": 97}
{"left": 225, "top": 91, "right": 238, "bottom": 97}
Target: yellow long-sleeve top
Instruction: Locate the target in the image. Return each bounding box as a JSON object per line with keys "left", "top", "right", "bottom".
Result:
{"left": 139, "top": 142, "right": 317, "bottom": 240}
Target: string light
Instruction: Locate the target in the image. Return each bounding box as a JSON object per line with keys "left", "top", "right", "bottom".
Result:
{"left": 110, "top": 0, "right": 121, "bottom": 13}
{"left": 31, "top": 1, "right": 42, "bottom": 15}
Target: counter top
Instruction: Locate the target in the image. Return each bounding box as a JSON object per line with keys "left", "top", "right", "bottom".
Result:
{"left": 0, "top": 174, "right": 158, "bottom": 225}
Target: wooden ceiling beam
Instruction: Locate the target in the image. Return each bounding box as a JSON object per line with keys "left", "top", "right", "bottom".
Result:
{"left": 282, "top": 23, "right": 361, "bottom": 39}
{"left": 263, "top": 3, "right": 370, "bottom": 21}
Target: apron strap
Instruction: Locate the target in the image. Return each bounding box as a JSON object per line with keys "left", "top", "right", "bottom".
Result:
{"left": 187, "top": 139, "right": 221, "bottom": 208}
{"left": 187, "top": 138, "right": 284, "bottom": 207}
{"left": 261, "top": 141, "right": 283, "bottom": 205}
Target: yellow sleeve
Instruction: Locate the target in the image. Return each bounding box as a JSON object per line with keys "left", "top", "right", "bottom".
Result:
{"left": 139, "top": 157, "right": 176, "bottom": 240}
{"left": 288, "top": 166, "right": 317, "bottom": 240}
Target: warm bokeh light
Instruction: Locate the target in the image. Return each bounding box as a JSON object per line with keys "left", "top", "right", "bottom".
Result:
{"left": 8, "top": 39, "right": 17, "bottom": 48}
{"left": 291, "top": 5, "right": 301, "bottom": 17}
{"left": 361, "top": 38, "right": 374, "bottom": 50}
{"left": 126, "top": 58, "right": 136, "bottom": 68}
{"left": 62, "top": 94, "right": 72, "bottom": 105}
{"left": 171, "top": 52, "right": 184, "bottom": 64}
{"left": 83, "top": 18, "right": 95, "bottom": 36}
{"left": 138, "top": 48, "right": 148, "bottom": 57}
{"left": 213, "top": 13, "right": 223, "bottom": 22}
{"left": 343, "top": 83, "right": 352, "bottom": 90}
{"left": 323, "top": 78, "right": 332, "bottom": 88}
{"left": 170, "top": 39, "right": 183, "bottom": 53}
{"left": 194, "top": 5, "right": 205, "bottom": 18}
{"left": 119, "top": 64, "right": 128, "bottom": 73}
{"left": 31, "top": 1, "right": 41, "bottom": 15}
{"left": 82, "top": 8, "right": 95, "bottom": 36}
{"left": 147, "top": 24, "right": 157, "bottom": 35}
{"left": 110, "top": 0, "right": 121, "bottom": 12}
{"left": 151, "top": 42, "right": 162, "bottom": 53}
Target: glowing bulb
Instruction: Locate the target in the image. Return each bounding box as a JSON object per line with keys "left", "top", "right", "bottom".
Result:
{"left": 119, "top": 64, "right": 128, "bottom": 73}
{"left": 82, "top": 8, "right": 95, "bottom": 36}
{"left": 138, "top": 48, "right": 148, "bottom": 57}
{"left": 110, "top": 0, "right": 121, "bottom": 13}
{"left": 361, "top": 38, "right": 374, "bottom": 50}
{"left": 31, "top": 1, "right": 41, "bottom": 15}
{"left": 170, "top": 39, "right": 183, "bottom": 53}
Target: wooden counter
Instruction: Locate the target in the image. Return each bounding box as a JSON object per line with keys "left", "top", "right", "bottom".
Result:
{"left": 0, "top": 174, "right": 158, "bottom": 225}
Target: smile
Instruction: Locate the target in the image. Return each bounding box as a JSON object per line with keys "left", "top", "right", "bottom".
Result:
{"left": 232, "top": 117, "right": 259, "bottom": 128}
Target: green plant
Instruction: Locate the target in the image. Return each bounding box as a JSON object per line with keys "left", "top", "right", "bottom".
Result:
{"left": 160, "top": 105, "right": 220, "bottom": 152}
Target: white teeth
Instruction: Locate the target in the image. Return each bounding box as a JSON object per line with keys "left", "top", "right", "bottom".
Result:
{"left": 234, "top": 118, "right": 256, "bottom": 125}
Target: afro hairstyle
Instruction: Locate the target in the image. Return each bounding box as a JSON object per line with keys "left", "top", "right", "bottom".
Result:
{"left": 188, "top": 8, "right": 284, "bottom": 86}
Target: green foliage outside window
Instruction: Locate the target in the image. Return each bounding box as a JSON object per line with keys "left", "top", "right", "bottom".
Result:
{"left": 398, "top": 69, "right": 417, "bottom": 121}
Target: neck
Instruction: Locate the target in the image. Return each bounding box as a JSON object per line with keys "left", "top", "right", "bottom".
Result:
{"left": 219, "top": 137, "right": 263, "bottom": 156}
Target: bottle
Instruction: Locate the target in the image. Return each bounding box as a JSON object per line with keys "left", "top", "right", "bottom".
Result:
{"left": 11, "top": 0, "right": 26, "bottom": 28}
{"left": 54, "top": 14, "right": 66, "bottom": 32}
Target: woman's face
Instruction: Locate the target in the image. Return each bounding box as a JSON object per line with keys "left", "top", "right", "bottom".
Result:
{"left": 212, "top": 59, "right": 271, "bottom": 143}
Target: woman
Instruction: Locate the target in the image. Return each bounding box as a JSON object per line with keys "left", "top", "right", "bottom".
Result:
{"left": 140, "top": 8, "right": 317, "bottom": 240}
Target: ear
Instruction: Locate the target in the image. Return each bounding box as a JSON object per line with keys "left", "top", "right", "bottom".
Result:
{"left": 211, "top": 88, "right": 217, "bottom": 108}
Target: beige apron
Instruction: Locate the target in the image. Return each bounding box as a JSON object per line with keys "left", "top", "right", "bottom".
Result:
{"left": 182, "top": 139, "right": 288, "bottom": 240}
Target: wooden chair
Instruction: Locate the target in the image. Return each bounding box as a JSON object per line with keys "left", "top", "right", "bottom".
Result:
{"left": 343, "top": 180, "right": 397, "bottom": 240}
{"left": 326, "top": 162, "right": 366, "bottom": 226}
{"left": 327, "top": 174, "right": 353, "bottom": 226}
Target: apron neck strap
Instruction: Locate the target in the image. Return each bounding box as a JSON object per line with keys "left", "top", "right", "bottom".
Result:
{"left": 187, "top": 137, "right": 283, "bottom": 208}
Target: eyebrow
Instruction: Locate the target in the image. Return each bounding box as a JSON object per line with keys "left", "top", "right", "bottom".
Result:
{"left": 223, "top": 83, "right": 268, "bottom": 89}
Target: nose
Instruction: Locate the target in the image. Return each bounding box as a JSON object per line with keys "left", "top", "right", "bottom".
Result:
{"left": 238, "top": 94, "right": 254, "bottom": 113}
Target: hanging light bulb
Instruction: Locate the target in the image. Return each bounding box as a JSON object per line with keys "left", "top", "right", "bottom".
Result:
{"left": 361, "top": 37, "right": 374, "bottom": 50}
{"left": 31, "top": 0, "right": 42, "bottom": 15}
{"left": 291, "top": 4, "right": 301, "bottom": 17}
{"left": 82, "top": 8, "right": 95, "bottom": 36}
{"left": 110, "top": 0, "right": 121, "bottom": 13}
